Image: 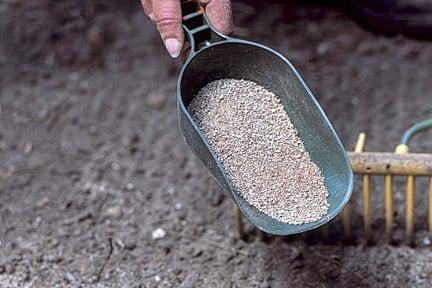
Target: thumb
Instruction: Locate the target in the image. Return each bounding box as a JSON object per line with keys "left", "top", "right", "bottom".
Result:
{"left": 152, "top": 0, "right": 184, "bottom": 58}
{"left": 201, "top": 0, "right": 233, "bottom": 35}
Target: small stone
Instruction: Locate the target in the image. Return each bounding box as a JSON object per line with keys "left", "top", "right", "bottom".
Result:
{"left": 105, "top": 206, "right": 122, "bottom": 218}
{"left": 421, "top": 236, "right": 431, "bottom": 246}
{"left": 33, "top": 217, "right": 42, "bottom": 226}
{"left": 35, "top": 197, "right": 49, "bottom": 209}
{"left": 145, "top": 90, "right": 166, "bottom": 109}
{"left": 64, "top": 272, "right": 76, "bottom": 283}
{"left": 174, "top": 202, "right": 183, "bottom": 210}
{"left": 154, "top": 275, "right": 161, "bottom": 282}
{"left": 24, "top": 142, "right": 33, "bottom": 155}
{"left": 213, "top": 234, "right": 224, "bottom": 242}
{"left": 192, "top": 248, "right": 203, "bottom": 257}
{"left": 152, "top": 228, "right": 166, "bottom": 240}
{"left": 289, "top": 247, "right": 302, "bottom": 261}
{"left": 316, "top": 42, "right": 330, "bottom": 56}
{"left": 126, "top": 183, "right": 135, "bottom": 190}
{"left": 167, "top": 187, "right": 175, "bottom": 194}
{"left": 49, "top": 237, "right": 59, "bottom": 248}
{"left": 114, "top": 238, "right": 126, "bottom": 249}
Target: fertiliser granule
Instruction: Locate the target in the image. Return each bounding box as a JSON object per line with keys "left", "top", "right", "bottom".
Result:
{"left": 188, "top": 79, "right": 329, "bottom": 224}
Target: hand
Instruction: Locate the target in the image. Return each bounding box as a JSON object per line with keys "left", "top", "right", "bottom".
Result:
{"left": 141, "top": 0, "right": 233, "bottom": 58}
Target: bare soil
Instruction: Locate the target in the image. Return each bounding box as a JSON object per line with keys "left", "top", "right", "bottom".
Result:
{"left": 1, "top": 1, "right": 432, "bottom": 287}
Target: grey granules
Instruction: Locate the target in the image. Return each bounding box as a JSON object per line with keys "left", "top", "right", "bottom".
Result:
{"left": 189, "top": 79, "right": 329, "bottom": 224}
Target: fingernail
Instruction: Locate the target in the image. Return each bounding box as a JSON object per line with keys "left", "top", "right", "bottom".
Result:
{"left": 164, "top": 38, "right": 181, "bottom": 58}
{"left": 148, "top": 12, "right": 155, "bottom": 22}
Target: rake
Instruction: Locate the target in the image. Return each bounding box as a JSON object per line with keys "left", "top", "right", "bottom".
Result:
{"left": 235, "top": 119, "right": 432, "bottom": 246}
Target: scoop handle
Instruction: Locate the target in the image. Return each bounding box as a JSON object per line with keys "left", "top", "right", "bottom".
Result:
{"left": 181, "top": 0, "right": 227, "bottom": 57}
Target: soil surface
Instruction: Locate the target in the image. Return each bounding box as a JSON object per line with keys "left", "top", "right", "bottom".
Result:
{"left": 1, "top": 1, "right": 432, "bottom": 287}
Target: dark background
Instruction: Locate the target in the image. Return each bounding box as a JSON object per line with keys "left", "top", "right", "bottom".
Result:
{"left": 1, "top": 1, "right": 431, "bottom": 287}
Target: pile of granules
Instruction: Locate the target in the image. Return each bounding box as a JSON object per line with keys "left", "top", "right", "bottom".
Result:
{"left": 188, "top": 79, "right": 329, "bottom": 224}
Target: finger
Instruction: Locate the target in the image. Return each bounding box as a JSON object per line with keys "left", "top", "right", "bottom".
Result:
{"left": 200, "top": 0, "right": 233, "bottom": 35}
{"left": 152, "top": 0, "right": 184, "bottom": 58}
{"left": 141, "top": 0, "right": 154, "bottom": 21}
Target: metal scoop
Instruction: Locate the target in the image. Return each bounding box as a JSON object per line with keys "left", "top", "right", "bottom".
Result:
{"left": 177, "top": 0, "right": 353, "bottom": 235}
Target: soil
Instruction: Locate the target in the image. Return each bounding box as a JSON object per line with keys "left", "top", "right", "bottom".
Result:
{"left": 1, "top": 1, "right": 432, "bottom": 287}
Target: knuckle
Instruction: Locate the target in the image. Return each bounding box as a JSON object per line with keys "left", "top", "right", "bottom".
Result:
{"left": 155, "top": 11, "right": 179, "bottom": 28}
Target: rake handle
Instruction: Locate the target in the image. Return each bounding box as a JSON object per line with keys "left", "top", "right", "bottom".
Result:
{"left": 349, "top": 152, "right": 432, "bottom": 176}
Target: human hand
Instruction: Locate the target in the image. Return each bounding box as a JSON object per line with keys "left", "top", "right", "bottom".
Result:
{"left": 141, "top": 0, "right": 233, "bottom": 58}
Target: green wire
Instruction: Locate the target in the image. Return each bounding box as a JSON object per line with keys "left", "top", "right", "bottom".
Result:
{"left": 400, "top": 118, "right": 432, "bottom": 145}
